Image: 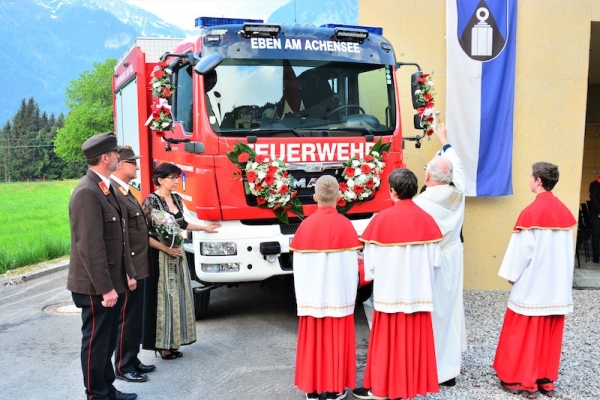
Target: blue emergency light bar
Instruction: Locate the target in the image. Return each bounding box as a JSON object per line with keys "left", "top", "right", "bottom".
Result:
{"left": 321, "top": 23, "right": 383, "bottom": 36}
{"left": 195, "top": 16, "right": 264, "bottom": 28}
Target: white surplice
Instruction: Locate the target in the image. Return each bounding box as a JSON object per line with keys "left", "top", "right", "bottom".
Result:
{"left": 363, "top": 243, "right": 440, "bottom": 314}
{"left": 498, "top": 228, "right": 574, "bottom": 316}
{"left": 293, "top": 251, "right": 358, "bottom": 318}
{"left": 414, "top": 146, "right": 467, "bottom": 383}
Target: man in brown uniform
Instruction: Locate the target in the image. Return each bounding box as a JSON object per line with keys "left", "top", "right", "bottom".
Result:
{"left": 110, "top": 147, "right": 155, "bottom": 382}
{"left": 68, "top": 132, "right": 137, "bottom": 400}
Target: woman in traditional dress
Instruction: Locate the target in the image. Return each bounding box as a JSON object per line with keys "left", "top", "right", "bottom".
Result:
{"left": 141, "top": 163, "right": 220, "bottom": 359}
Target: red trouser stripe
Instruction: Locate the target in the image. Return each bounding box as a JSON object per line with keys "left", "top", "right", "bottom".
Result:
{"left": 87, "top": 295, "right": 96, "bottom": 398}
{"left": 117, "top": 290, "right": 129, "bottom": 374}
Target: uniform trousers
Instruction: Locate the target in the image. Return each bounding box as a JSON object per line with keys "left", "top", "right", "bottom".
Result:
{"left": 73, "top": 291, "right": 123, "bottom": 400}
{"left": 115, "top": 279, "right": 145, "bottom": 374}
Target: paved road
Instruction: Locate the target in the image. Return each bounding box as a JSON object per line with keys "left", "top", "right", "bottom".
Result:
{"left": 0, "top": 268, "right": 371, "bottom": 400}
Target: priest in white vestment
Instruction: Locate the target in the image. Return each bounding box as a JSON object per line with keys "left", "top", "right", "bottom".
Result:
{"left": 413, "top": 123, "right": 467, "bottom": 387}
{"left": 493, "top": 162, "right": 576, "bottom": 398}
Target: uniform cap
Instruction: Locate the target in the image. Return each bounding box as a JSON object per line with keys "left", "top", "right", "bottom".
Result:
{"left": 81, "top": 132, "right": 124, "bottom": 159}
{"left": 118, "top": 145, "right": 141, "bottom": 161}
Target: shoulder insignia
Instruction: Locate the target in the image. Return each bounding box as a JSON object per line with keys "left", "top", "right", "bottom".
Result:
{"left": 98, "top": 181, "right": 110, "bottom": 196}
{"left": 118, "top": 186, "right": 128, "bottom": 196}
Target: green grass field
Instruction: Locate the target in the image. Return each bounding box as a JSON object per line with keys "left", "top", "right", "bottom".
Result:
{"left": 0, "top": 180, "right": 78, "bottom": 273}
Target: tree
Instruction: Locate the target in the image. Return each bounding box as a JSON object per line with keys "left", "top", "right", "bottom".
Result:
{"left": 55, "top": 58, "right": 117, "bottom": 161}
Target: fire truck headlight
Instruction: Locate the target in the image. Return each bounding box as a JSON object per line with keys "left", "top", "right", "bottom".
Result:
{"left": 201, "top": 263, "right": 240, "bottom": 273}
{"left": 201, "top": 242, "right": 237, "bottom": 256}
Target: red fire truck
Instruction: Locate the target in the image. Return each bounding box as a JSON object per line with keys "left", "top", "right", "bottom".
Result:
{"left": 112, "top": 18, "right": 424, "bottom": 319}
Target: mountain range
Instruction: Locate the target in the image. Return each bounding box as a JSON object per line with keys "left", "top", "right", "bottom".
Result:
{"left": 0, "top": 0, "right": 357, "bottom": 125}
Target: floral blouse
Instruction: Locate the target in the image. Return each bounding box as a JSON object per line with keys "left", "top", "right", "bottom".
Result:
{"left": 141, "top": 192, "right": 189, "bottom": 241}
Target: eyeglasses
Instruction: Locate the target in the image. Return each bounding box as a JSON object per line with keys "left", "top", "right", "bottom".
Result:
{"left": 122, "top": 160, "right": 137, "bottom": 165}
{"left": 165, "top": 176, "right": 180, "bottom": 181}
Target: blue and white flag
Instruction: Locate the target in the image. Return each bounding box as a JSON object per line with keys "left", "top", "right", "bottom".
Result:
{"left": 446, "top": 0, "right": 517, "bottom": 196}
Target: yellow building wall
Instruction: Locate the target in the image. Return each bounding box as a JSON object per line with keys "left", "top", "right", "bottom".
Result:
{"left": 360, "top": 0, "right": 594, "bottom": 289}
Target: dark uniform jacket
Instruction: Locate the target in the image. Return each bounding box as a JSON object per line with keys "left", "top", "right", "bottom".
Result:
{"left": 67, "top": 169, "right": 135, "bottom": 295}
{"left": 110, "top": 177, "right": 151, "bottom": 280}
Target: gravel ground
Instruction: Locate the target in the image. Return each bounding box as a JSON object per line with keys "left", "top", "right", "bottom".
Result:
{"left": 416, "top": 289, "right": 600, "bottom": 400}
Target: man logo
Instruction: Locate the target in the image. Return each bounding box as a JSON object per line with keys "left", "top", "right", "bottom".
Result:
{"left": 294, "top": 178, "right": 319, "bottom": 189}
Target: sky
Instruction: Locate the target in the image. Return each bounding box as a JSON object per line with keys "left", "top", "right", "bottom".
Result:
{"left": 123, "top": 0, "right": 291, "bottom": 30}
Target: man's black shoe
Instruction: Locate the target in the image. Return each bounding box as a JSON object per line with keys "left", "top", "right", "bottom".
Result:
{"left": 135, "top": 363, "right": 156, "bottom": 373}
{"left": 112, "top": 390, "right": 138, "bottom": 400}
{"left": 116, "top": 371, "right": 148, "bottom": 382}
{"left": 440, "top": 378, "right": 456, "bottom": 387}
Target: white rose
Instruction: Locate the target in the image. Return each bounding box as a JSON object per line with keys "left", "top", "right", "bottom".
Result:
{"left": 351, "top": 159, "right": 361, "bottom": 167}
{"left": 414, "top": 89, "right": 421, "bottom": 94}
{"left": 347, "top": 179, "right": 355, "bottom": 187}
{"left": 355, "top": 174, "right": 366, "bottom": 185}
{"left": 347, "top": 191, "right": 356, "bottom": 200}
{"left": 371, "top": 151, "right": 380, "bottom": 157}
{"left": 257, "top": 171, "right": 266, "bottom": 180}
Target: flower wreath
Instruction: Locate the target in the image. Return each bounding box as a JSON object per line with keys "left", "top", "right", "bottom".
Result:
{"left": 145, "top": 61, "right": 176, "bottom": 134}
{"left": 414, "top": 72, "right": 437, "bottom": 139}
{"left": 336, "top": 137, "right": 391, "bottom": 214}
{"left": 226, "top": 141, "right": 304, "bottom": 224}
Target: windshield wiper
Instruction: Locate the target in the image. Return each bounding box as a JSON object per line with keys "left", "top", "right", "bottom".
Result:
{"left": 325, "top": 127, "right": 373, "bottom": 136}
{"left": 256, "top": 128, "right": 304, "bottom": 137}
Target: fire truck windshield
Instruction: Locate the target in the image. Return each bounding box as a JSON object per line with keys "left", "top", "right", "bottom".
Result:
{"left": 204, "top": 59, "right": 396, "bottom": 137}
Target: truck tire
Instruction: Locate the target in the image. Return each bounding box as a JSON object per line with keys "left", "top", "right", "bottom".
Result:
{"left": 356, "top": 282, "right": 373, "bottom": 304}
{"left": 194, "top": 288, "right": 210, "bottom": 320}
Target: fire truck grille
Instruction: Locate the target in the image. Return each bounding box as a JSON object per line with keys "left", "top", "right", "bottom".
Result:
{"left": 280, "top": 223, "right": 301, "bottom": 235}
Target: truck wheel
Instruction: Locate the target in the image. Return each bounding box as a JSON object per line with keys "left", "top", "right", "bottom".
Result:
{"left": 194, "top": 288, "right": 210, "bottom": 320}
{"left": 356, "top": 283, "right": 373, "bottom": 304}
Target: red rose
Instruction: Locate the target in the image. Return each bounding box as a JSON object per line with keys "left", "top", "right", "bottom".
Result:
{"left": 417, "top": 77, "right": 426, "bottom": 83}
{"left": 162, "top": 87, "right": 172, "bottom": 97}
{"left": 354, "top": 185, "right": 365, "bottom": 194}
{"left": 257, "top": 197, "right": 267, "bottom": 205}
{"left": 282, "top": 170, "right": 288, "bottom": 178}
{"left": 381, "top": 151, "right": 388, "bottom": 160}
{"left": 237, "top": 153, "right": 250, "bottom": 163}
{"left": 163, "top": 108, "right": 171, "bottom": 115}
{"left": 246, "top": 170, "right": 257, "bottom": 182}
{"left": 361, "top": 164, "right": 372, "bottom": 174}
{"left": 273, "top": 204, "right": 281, "bottom": 210}
{"left": 366, "top": 180, "right": 375, "bottom": 189}
{"left": 270, "top": 189, "right": 276, "bottom": 194}
{"left": 364, "top": 155, "right": 374, "bottom": 162}
{"left": 267, "top": 165, "right": 278, "bottom": 175}
{"left": 426, "top": 128, "right": 434, "bottom": 136}
{"left": 423, "top": 93, "right": 432, "bottom": 100}
{"left": 417, "top": 107, "right": 425, "bottom": 117}
{"left": 255, "top": 155, "right": 266, "bottom": 163}
{"left": 426, "top": 102, "right": 435, "bottom": 108}
{"left": 337, "top": 198, "right": 347, "bottom": 207}
{"left": 280, "top": 184, "right": 288, "bottom": 194}
{"left": 421, "top": 73, "right": 429, "bottom": 78}
{"left": 291, "top": 191, "right": 297, "bottom": 198}
{"left": 285, "top": 204, "right": 291, "bottom": 211}
{"left": 255, "top": 184, "right": 263, "bottom": 191}
{"left": 426, "top": 115, "right": 434, "bottom": 123}
{"left": 153, "top": 113, "right": 160, "bottom": 120}
{"left": 264, "top": 175, "right": 275, "bottom": 185}
{"left": 153, "top": 69, "right": 165, "bottom": 79}
{"left": 339, "top": 182, "right": 348, "bottom": 192}
{"left": 344, "top": 166, "right": 355, "bottom": 178}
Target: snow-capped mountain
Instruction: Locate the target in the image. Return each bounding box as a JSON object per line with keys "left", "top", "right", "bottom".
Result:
{"left": 0, "top": 0, "right": 187, "bottom": 124}
{"left": 0, "top": 0, "right": 357, "bottom": 125}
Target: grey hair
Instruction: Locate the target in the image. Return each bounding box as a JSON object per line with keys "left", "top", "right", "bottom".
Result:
{"left": 426, "top": 156, "right": 453, "bottom": 184}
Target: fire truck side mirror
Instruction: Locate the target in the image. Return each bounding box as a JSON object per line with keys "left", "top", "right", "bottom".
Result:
{"left": 410, "top": 71, "right": 423, "bottom": 109}
{"left": 413, "top": 113, "right": 423, "bottom": 130}
{"left": 194, "top": 52, "right": 224, "bottom": 75}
